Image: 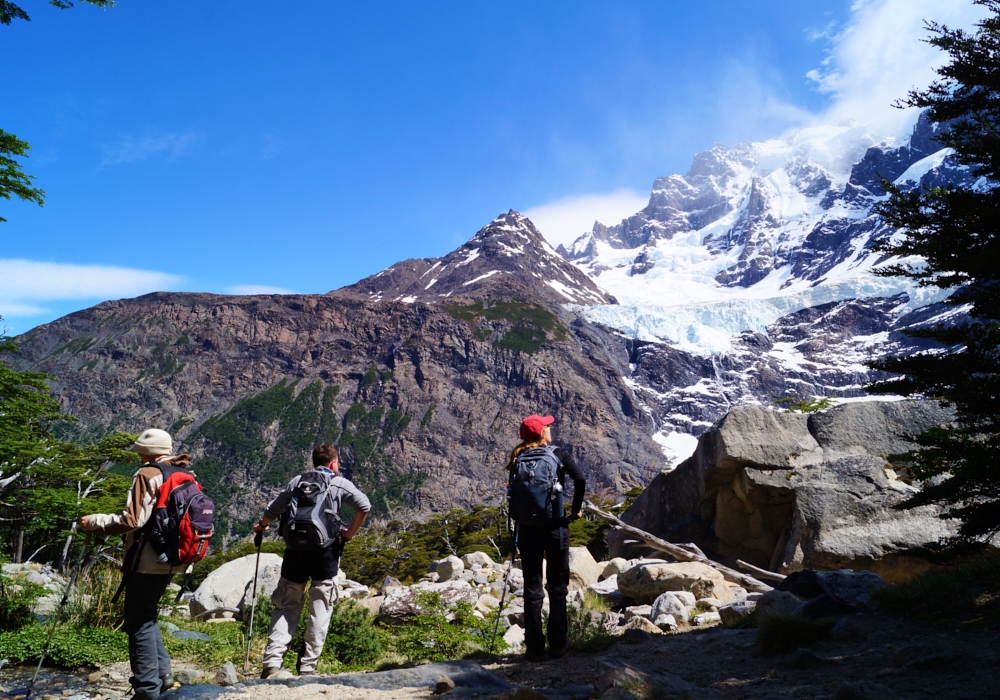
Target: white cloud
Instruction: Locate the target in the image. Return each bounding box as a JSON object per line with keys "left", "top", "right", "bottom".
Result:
{"left": 810, "top": 0, "right": 988, "bottom": 137}
{"left": 524, "top": 189, "right": 650, "bottom": 249}
{"left": 101, "top": 130, "right": 197, "bottom": 165}
{"left": 0, "top": 259, "right": 181, "bottom": 317}
{"left": 224, "top": 285, "right": 295, "bottom": 295}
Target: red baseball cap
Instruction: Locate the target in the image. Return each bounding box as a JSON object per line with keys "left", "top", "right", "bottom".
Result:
{"left": 519, "top": 414, "right": 555, "bottom": 440}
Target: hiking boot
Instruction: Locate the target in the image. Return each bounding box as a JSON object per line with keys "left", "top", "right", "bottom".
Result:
{"left": 549, "top": 643, "right": 570, "bottom": 659}
{"left": 260, "top": 666, "right": 282, "bottom": 679}
{"left": 298, "top": 670, "right": 316, "bottom": 677}
{"left": 522, "top": 650, "right": 546, "bottom": 663}
{"left": 160, "top": 673, "right": 176, "bottom": 690}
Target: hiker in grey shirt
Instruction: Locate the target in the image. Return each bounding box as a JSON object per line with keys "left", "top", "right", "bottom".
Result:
{"left": 253, "top": 444, "right": 370, "bottom": 677}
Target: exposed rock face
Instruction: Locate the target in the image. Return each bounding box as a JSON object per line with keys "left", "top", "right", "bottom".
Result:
{"left": 8, "top": 215, "right": 662, "bottom": 540}
{"left": 612, "top": 401, "right": 958, "bottom": 583}
{"left": 340, "top": 210, "right": 616, "bottom": 307}
{"left": 378, "top": 579, "right": 479, "bottom": 619}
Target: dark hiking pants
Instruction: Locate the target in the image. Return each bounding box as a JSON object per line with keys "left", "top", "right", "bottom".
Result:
{"left": 519, "top": 523, "right": 570, "bottom": 657}
{"left": 123, "top": 573, "right": 173, "bottom": 700}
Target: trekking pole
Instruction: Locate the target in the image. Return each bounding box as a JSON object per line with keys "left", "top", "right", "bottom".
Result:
{"left": 27, "top": 533, "right": 92, "bottom": 697}
{"left": 243, "top": 530, "right": 264, "bottom": 673}
{"left": 489, "top": 524, "right": 518, "bottom": 655}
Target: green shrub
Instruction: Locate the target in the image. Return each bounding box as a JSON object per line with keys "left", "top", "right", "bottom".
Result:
{"left": 0, "top": 571, "right": 43, "bottom": 632}
{"left": 0, "top": 624, "right": 129, "bottom": 666}
{"left": 392, "top": 592, "right": 505, "bottom": 662}
{"left": 755, "top": 613, "right": 835, "bottom": 655}
{"left": 324, "top": 600, "right": 386, "bottom": 666}
{"left": 564, "top": 605, "right": 615, "bottom": 652}
{"left": 66, "top": 562, "right": 125, "bottom": 629}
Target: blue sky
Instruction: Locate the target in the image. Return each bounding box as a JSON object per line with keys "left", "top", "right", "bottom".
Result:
{"left": 0, "top": 0, "right": 981, "bottom": 331}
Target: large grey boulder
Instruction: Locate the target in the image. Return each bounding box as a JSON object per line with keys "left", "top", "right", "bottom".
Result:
{"left": 190, "top": 553, "right": 282, "bottom": 620}
{"left": 378, "top": 579, "right": 479, "bottom": 619}
{"left": 612, "top": 401, "right": 957, "bottom": 583}
{"left": 567, "top": 547, "right": 602, "bottom": 591}
{"left": 434, "top": 555, "right": 464, "bottom": 581}
{"left": 650, "top": 591, "right": 690, "bottom": 624}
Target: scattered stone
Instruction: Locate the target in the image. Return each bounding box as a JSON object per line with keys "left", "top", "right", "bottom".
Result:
{"left": 653, "top": 614, "right": 677, "bottom": 630}
{"left": 623, "top": 616, "right": 662, "bottom": 635}
{"left": 830, "top": 617, "right": 866, "bottom": 641}
{"left": 502, "top": 624, "right": 525, "bottom": 652}
{"left": 435, "top": 555, "right": 465, "bottom": 581}
{"left": 476, "top": 594, "right": 501, "bottom": 615}
{"left": 600, "top": 558, "right": 629, "bottom": 581}
{"left": 697, "top": 597, "right": 722, "bottom": 611}
{"left": 173, "top": 669, "right": 207, "bottom": 685}
{"left": 622, "top": 605, "right": 652, "bottom": 622}
{"left": 787, "top": 648, "right": 823, "bottom": 669}
{"left": 170, "top": 629, "right": 212, "bottom": 641}
{"left": 618, "top": 561, "right": 734, "bottom": 605}
{"left": 87, "top": 671, "right": 104, "bottom": 683}
{"left": 621, "top": 628, "right": 651, "bottom": 643}
{"left": 267, "top": 669, "right": 294, "bottom": 680}
{"left": 595, "top": 659, "right": 696, "bottom": 695}
{"left": 189, "top": 552, "right": 283, "bottom": 620}
{"left": 718, "top": 600, "right": 755, "bottom": 625}
{"left": 378, "top": 576, "right": 403, "bottom": 595}
{"left": 213, "top": 662, "right": 238, "bottom": 686}
{"left": 462, "top": 552, "right": 495, "bottom": 569}
{"left": 157, "top": 620, "right": 179, "bottom": 633}
{"left": 691, "top": 611, "right": 721, "bottom": 625}
{"left": 379, "top": 579, "right": 479, "bottom": 618}
{"left": 567, "top": 546, "right": 602, "bottom": 590}
{"left": 434, "top": 674, "right": 456, "bottom": 694}
{"left": 651, "top": 591, "right": 691, "bottom": 624}
{"left": 166, "top": 582, "right": 182, "bottom": 592}
{"left": 755, "top": 589, "right": 805, "bottom": 618}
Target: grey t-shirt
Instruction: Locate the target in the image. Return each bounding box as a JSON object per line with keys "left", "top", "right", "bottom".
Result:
{"left": 264, "top": 469, "right": 372, "bottom": 522}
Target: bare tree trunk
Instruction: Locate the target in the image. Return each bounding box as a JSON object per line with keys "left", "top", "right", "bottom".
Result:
{"left": 60, "top": 522, "right": 79, "bottom": 573}
{"left": 583, "top": 501, "right": 774, "bottom": 594}
{"left": 14, "top": 527, "right": 24, "bottom": 563}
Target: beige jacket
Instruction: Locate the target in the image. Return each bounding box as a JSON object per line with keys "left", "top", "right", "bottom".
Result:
{"left": 83, "top": 459, "right": 189, "bottom": 576}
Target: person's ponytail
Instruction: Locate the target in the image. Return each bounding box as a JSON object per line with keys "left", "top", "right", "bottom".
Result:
{"left": 505, "top": 438, "right": 545, "bottom": 471}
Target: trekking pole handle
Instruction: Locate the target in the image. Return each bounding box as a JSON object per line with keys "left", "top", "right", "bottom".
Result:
{"left": 254, "top": 531, "right": 263, "bottom": 549}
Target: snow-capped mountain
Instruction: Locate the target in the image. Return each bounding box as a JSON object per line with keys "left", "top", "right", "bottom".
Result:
{"left": 337, "top": 210, "right": 616, "bottom": 307}
{"left": 556, "top": 113, "right": 970, "bottom": 464}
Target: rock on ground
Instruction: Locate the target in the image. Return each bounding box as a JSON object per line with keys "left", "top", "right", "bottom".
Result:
{"left": 567, "top": 547, "right": 602, "bottom": 591}
{"left": 378, "top": 579, "right": 478, "bottom": 619}
{"left": 617, "top": 561, "right": 734, "bottom": 605}
{"left": 190, "top": 553, "right": 282, "bottom": 620}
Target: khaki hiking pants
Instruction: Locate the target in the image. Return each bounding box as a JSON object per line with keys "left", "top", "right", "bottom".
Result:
{"left": 261, "top": 576, "right": 340, "bottom": 672}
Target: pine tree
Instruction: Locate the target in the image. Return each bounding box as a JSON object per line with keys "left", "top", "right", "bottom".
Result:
{"left": 869, "top": 0, "right": 1000, "bottom": 541}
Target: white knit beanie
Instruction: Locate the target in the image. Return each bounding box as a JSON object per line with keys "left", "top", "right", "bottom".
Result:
{"left": 134, "top": 428, "right": 172, "bottom": 456}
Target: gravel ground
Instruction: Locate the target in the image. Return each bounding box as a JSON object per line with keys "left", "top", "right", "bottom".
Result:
{"left": 216, "top": 684, "right": 433, "bottom": 700}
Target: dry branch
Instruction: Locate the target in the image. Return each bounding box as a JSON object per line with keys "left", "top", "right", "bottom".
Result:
{"left": 736, "top": 559, "right": 787, "bottom": 582}
{"left": 583, "top": 500, "right": 773, "bottom": 594}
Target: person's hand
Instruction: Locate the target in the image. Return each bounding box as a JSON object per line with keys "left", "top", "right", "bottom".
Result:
{"left": 340, "top": 528, "right": 353, "bottom": 542}
{"left": 79, "top": 515, "right": 91, "bottom": 530}
{"left": 252, "top": 522, "right": 268, "bottom": 534}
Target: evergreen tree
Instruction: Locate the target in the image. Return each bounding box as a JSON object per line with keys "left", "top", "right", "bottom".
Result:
{"left": 869, "top": 0, "right": 1000, "bottom": 541}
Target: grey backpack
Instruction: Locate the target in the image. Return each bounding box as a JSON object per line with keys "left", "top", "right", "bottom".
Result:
{"left": 280, "top": 471, "right": 344, "bottom": 551}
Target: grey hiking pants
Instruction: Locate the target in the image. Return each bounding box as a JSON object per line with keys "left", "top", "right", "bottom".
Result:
{"left": 123, "top": 573, "right": 173, "bottom": 700}
{"left": 261, "top": 577, "right": 340, "bottom": 672}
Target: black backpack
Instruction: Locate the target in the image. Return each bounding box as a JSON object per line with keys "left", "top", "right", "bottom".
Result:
{"left": 508, "top": 446, "right": 564, "bottom": 524}
{"left": 280, "top": 470, "right": 344, "bottom": 551}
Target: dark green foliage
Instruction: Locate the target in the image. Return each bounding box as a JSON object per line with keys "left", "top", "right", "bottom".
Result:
{"left": 0, "top": 566, "right": 43, "bottom": 631}
{"left": 317, "top": 385, "right": 341, "bottom": 445}
{"left": 362, "top": 367, "right": 379, "bottom": 388}
{"left": 568, "top": 487, "right": 644, "bottom": 560}
{"left": 392, "top": 592, "right": 505, "bottom": 662}
{"left": 323, "top": 600, "right": 386, "bottom": 666}
{"left": 564, "top": 604, "right": 615, "bottom": 652}
{"left": 140, "top": 342, "right": 185, "bottom": 379}
{"left": 868, "top": 2, "right": 1000, "bottom": 541}
{"left": 420, "top": 404, "right": 436, "bottom": 430}
{"left": 446, "top": 299, "right": 568, "bottom": 355}
{"left": 872, "top": 551, "right": 1000, "bottom": 619}
{"left": 341, "top": 506, "right": 507, "bottom": 585}
{"left": 174, "top": 334, "right": 190, "bottom": 345}
{"left": 754, "top": 614, "right": 834, "bottom": 655}
{"left": 263, "top": 381, "right": 324, "bottom": 486}
{"left": 774, "top": 396, "right": 832, "bottom": 413}
{"left": 0, "top": 624, "right": 129, "bottom": 666}
{"left": 0, "top": 129, "right": 44, "bottom": 222}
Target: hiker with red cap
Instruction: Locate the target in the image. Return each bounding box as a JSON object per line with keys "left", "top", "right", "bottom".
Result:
{"left": 505, "top": 414, "right": 586, "bottom": 662}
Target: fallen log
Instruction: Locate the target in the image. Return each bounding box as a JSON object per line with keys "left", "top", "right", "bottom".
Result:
{"left": 583, "top": 500, "right": 774, "bottom": 593}
{"left": 737, "top": 559, "right": 787, "bottom": 582}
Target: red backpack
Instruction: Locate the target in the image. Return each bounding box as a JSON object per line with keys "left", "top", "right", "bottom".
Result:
{"left": 147, "top": 464, "right": 215, "bottom": 566}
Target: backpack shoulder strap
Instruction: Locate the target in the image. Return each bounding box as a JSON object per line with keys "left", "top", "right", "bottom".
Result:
{"left": 151, "top": 464, "right": 197, "bottom": 507}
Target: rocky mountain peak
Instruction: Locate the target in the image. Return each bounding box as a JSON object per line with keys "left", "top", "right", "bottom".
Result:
{"left": 334, "top": 210, "right": 617, "bottom": 307}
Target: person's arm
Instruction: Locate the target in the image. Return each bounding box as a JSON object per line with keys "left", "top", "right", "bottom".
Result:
{"left": 252, "top": 478, "right": 297, "bottom": 533}
{"left": 334, "top": 478, "right": 371, "bottom": 541}
{"left": 554, "top": 448, "right": 586, "bottom": 519}
{"left": 80, "top": 467, "right": 158, "bottom": 535}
